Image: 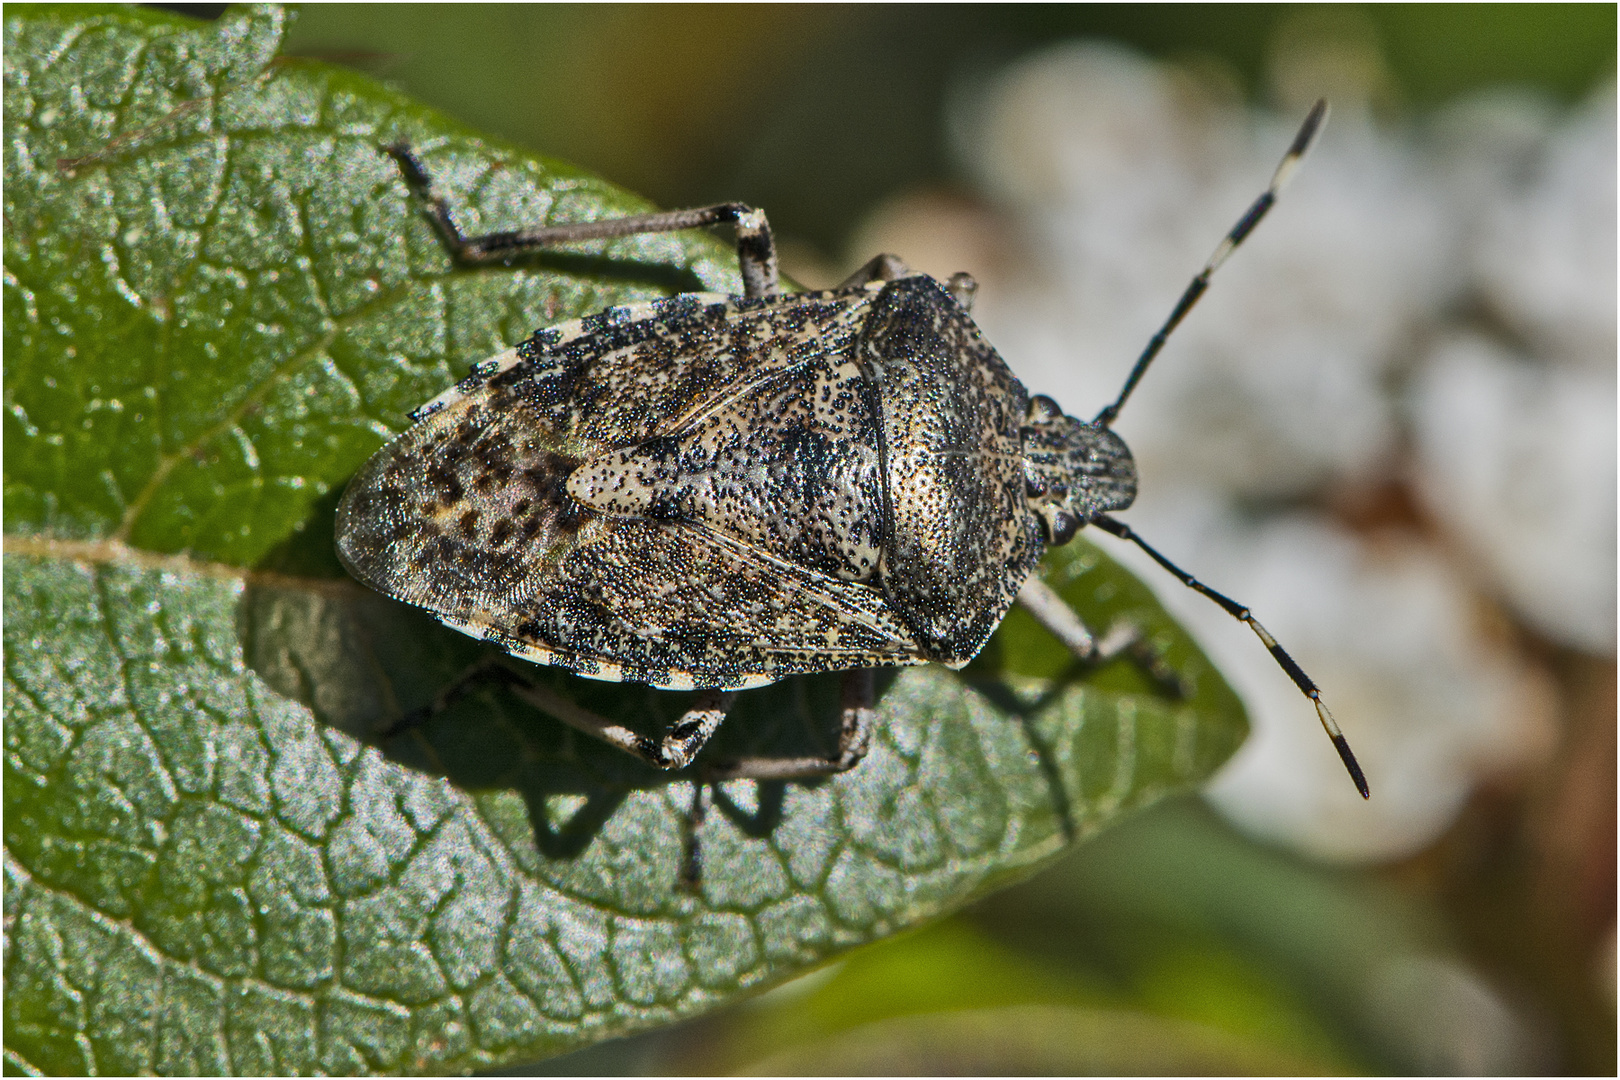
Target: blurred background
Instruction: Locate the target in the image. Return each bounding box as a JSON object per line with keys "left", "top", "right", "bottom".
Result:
{"left": 192, "top": 3, "right": 1614, "bottom": 1072}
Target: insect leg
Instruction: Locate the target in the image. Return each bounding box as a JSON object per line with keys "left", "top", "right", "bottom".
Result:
{"left": 944, "top": 272, "right": 979, "bottom": 311}
{"left": 1016, "top": 575, "right": 1189, "bottom": 696}
{"left": 1016, "top": 576, "right": 1138, "bottom": 662}
{"left": 502, "top": 679, "right": 737, "bottom": 770}
{"left": 1092, "top": 99, "right": 1328, "bottom": 428}
{"left": 834, "top": 253, "right": 912, "bottom": 290}
{"left": 377, "top": 657, "right": 516, "bottom": 738}
{"left": 384, "top": 143, "right": 779, "bottom": 298}
{"left": 834, "top": 255, "right": 977, "bottom": 309}
{"left": 393, "top": 659, "right": 737, "bottom": 769}
{"left": 654, "top": 690, "right": 736, "bottom": 769}
{"left": 702, "top": 668, "right": 875, "bottom": 781}
{"left": 834, "top": 667, "right": 877, "bottom": 770}
{"left": 1091, "top": 513, "right": 1369, "bottom": 799}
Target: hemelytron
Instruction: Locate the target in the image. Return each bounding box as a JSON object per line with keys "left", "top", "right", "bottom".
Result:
{"left": 335, "top": 99, "right": 1368, "bottom": 800}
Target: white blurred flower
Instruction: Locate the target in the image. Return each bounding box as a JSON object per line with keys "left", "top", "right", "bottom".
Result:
{"left": 859, "top": 41, "right": 1608, "bottom": 862}
{"left": 1109, "top": 502, "right": 1556, "bottom": 861}
{"left": 955, "top": 42, "right": 1451, "bottom": 500}
{"left": 1473, "top": 80, "right": 1617, "bottom": 370}
{"left": 1409, "top": 334, "right": 1617, "bottom": 653}
{"left": 1410, "top": 81, "right": 1619, "bottom": 655}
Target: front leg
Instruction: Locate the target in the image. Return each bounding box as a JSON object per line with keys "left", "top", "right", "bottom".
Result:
{"left": 1016, "top": 576, "right": 1139, "bottom": 662}
{"left": 1016, "top": 576, "right": 1187, "bottom": 696}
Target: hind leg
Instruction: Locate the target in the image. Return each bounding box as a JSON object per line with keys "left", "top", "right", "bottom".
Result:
{"left": 385, "top": 143, "right": 780, "bottom": 298}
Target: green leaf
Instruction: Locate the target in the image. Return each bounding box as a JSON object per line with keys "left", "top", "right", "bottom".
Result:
{"left": 3, "top": 5, "right": 1247, "bottom": 1074}
{"left": 693, "top": 802, "right": 1378, "bottom": 1074}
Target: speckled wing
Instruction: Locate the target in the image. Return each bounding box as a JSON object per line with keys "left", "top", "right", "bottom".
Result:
{"left": 335, "top": 289, "right": 927, "bottom": 689}
{"left": 475, "top": 518, "right": 923, "bottom": 689}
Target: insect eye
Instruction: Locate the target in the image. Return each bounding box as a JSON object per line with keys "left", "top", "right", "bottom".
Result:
{"left": 1048, "top": 509, "right": 1079, "bottom": 545}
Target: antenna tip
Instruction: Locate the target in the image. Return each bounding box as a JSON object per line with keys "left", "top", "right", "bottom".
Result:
{"left": 1289, "top": 100, "right": 1331, "bottom": 159}
{"left": 1331, "top": 733, "right": 1370, "bottom": 799}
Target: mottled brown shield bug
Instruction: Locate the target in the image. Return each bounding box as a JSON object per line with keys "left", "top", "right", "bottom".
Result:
{"left": 337, "top": 100, "right": 1367, "bottom": 800}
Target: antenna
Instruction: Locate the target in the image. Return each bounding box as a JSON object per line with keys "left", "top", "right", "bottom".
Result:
{"left": 1093, "top": 99, "right": 1328, "bottom": 429}
{"left": 1092, "top": 514, "right": 1368, "bottom": 799}
{"left": 1080, "top": 102, "right": 1368, "bottom": 799}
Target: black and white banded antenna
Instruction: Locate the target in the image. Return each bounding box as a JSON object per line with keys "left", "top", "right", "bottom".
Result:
{"left": 1093, "top": 98, "right": 1328, "bottom": 429}
{"left": 1093, "top": 99, "right": 1369, "bottom": 800}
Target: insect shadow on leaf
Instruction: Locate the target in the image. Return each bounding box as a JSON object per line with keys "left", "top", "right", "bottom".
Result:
{"left": 327, "top": 103, "right": 1367, "bottom": 882}
{"left": 462, "top": 245, "right": 710, "bottom": 296}
{"left": 242, "top": 502, "right": 876, "bottom": 867}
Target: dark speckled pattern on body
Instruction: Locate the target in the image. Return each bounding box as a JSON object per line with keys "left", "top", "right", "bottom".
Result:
{"left": 337, "top": 104, "right": 1376, "bottom": 795}
{"left": 335, "top": 276, "right": 1062, "bottom": 690}
{"left": 859, "top": 277, "right": 1043, "bottom": 663}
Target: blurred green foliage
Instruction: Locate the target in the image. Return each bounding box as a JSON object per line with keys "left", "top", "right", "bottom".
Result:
{"left": 284, "top": 4, "right": 1616, "bottom": 252}
{"left": 536, "top": 798, "right": 1476, "bottom": 1074}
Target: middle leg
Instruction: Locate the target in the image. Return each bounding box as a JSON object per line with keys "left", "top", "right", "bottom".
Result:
{"left": 504, "top": 678, "right": 737, "bottom": 770}
{"left": 702, "top": 668, "right": 875, "bottom": 782}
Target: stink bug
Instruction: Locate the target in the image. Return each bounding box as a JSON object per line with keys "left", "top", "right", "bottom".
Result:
{"left": 336, "top": 100, "right": 1368, "bottom": 799}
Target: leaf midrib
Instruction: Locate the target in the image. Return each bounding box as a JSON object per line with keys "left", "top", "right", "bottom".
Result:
{"left": 1, "top": 533, "right": 361, "bottom": 598}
